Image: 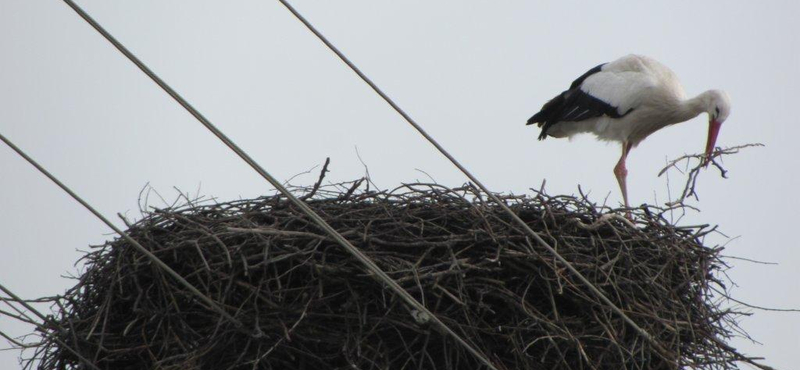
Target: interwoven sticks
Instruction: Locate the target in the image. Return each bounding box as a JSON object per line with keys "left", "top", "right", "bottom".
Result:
{"left": 32, "top": 182, "right": 750, "bottom": 370}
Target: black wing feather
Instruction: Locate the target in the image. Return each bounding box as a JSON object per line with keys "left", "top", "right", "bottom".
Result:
{"left": 527, "top": 63, "right": 633, "bottom": 140}
{"left": 569, "top": 63, "right": 605, "bottom": 90}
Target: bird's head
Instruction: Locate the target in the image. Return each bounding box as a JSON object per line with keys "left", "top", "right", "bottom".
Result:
{"left": 703, "top": 90, "right": 731, "bottom": 166}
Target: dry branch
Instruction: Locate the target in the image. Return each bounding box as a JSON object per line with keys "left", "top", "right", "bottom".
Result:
{"left": 659, "top": 143, "right": 764, "bottom": 206}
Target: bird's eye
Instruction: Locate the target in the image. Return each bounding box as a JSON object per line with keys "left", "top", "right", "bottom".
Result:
{"left": 714, "top": 107, "right": 720, "bottom": 117}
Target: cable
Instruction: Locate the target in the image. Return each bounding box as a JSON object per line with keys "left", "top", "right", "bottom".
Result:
{"left": 0, "top": 132, "right": 242, "bottom": 329}
{"left": 274, "top": 0, "right": 670, "bottom": 358}
{"left": 59, "top": 1, "right": 499, "bottom": 369}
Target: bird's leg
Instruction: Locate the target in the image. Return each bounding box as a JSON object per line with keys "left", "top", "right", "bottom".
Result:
{"left": 614, "top": 142, "right": 633, "bottom": 218}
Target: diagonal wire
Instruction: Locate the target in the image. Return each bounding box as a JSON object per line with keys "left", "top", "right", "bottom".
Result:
{"left": 0, "top": 282, "right": 101, "bottom": 370}
{"left": 59, "top": 1, "right": 499, "bottom": 369}
{"left": 274, "top": 0, "right": 671, "bottom": 359}
{"left": 0, "top": 132, "right": 242, "bottom": 329}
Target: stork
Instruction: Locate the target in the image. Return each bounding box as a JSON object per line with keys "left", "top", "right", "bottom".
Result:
{"left": 527, "top": 54, "right": 731, "bottom": 211}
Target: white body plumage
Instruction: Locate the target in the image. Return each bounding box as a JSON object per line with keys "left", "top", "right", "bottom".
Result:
{"left": 542, "top": 54, "right": 728, "bottom": 146}
{"left": 527, "top": 54, "right": 731, "bottom": 212}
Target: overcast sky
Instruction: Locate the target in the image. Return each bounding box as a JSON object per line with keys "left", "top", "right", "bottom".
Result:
{"left": 1, "top": 1, "right": 798, "bottom": 369}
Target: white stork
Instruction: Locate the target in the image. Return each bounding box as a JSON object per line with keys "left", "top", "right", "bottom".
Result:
{"left": 527, "top": 54, "right": 731, "bottom": 211}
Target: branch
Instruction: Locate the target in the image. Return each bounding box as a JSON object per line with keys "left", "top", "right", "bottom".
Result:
{"left": 658, "top": 143, "right": 763, "bottom": 206}
{"left": 300, "top": 157, "right": 330, "bottom": 201}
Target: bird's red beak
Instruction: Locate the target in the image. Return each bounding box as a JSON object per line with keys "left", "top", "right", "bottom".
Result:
{"left": 704, "top": 119, "right": 722, "bottom": 167}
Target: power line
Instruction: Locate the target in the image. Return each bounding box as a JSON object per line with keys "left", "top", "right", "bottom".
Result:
{"left": 59, "top": 1, "right": 498, "bottom": 368}
{"left": 274, "top": 0, "right": 671, "bottom": 359}
{"left": 0, "top": 132, "right": 242, "bottom": 329}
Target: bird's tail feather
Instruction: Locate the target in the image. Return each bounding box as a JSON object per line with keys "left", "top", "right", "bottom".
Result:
{"left": 527, "top": 113, "right": 544, "bottom": 126}
{"left": 537, "top": 128, "right": 548, "bottom": 140}
{"left": 528, "top": 112, "right": 551, "bottom": 140}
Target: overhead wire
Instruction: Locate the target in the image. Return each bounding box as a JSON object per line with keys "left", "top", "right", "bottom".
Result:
{"left": 273, "top": 0, "right": 670, "bottom": 359}
{"left": 58, "top": 1, "right": 498, "bottom": 368}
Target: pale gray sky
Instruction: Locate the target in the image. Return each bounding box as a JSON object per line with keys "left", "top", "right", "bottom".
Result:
{"left": 1, "top": 1, "right": 798, "bottom": 368}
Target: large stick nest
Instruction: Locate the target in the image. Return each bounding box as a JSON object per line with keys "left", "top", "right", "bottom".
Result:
{"left": 30, "top": 180, "right": 752, "bottom": 370}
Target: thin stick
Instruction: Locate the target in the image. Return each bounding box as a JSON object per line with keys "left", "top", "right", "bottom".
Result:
{"left": 658, "top": 143, "right": 763, "bottom": 206}
{"left": 300, "top": 157, "right": 330, "bottom": 200}
{"left": 0, "top": 283, "right": 101, "bottom": 370}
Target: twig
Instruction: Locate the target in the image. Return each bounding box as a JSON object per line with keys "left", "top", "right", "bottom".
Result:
{"left": 658, "top": 143, "right": 764, "bottom": 206}
{"left": 300, "top": 157, "right": 330, "bottom": 201}
{"left": 711, "top": 286, "right": 800, "bottom": 312}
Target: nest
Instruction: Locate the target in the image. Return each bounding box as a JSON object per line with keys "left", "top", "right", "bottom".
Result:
{"left": 28, "top": 180, "right": 753, "bottom": 370}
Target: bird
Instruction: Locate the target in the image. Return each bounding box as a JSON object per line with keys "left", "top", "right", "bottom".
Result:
{"left": 527, "top": 54, "right": 731, "bottom": 212}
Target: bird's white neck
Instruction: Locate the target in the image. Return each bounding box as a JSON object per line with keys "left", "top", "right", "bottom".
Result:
{"left": 671, "top": 91, "right": 714, "bottom": 124}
